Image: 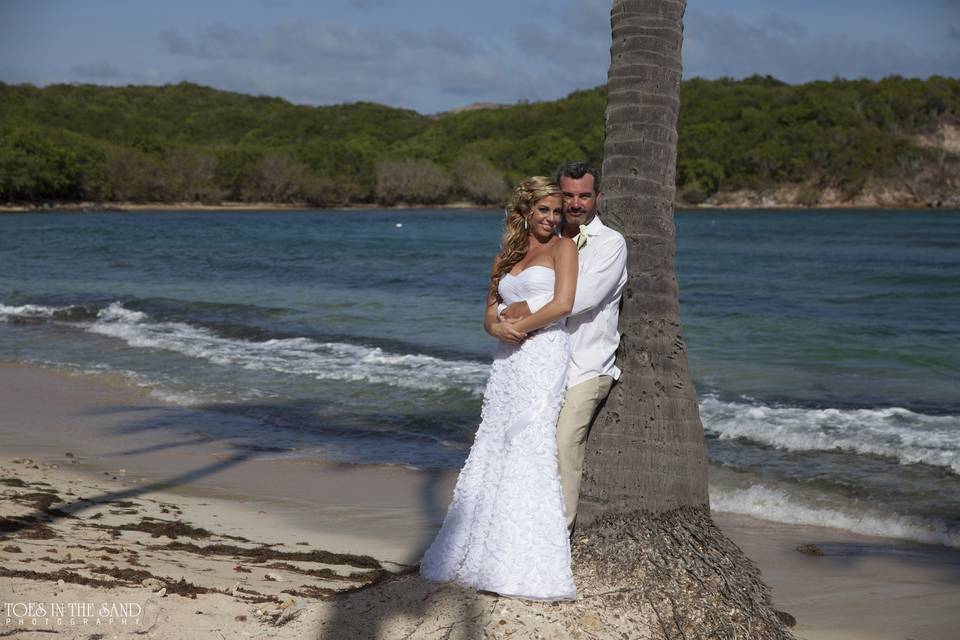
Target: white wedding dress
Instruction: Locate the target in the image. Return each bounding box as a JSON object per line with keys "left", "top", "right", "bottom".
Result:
{"left": 420, "top": 265, "right": 576, "bottom": 600}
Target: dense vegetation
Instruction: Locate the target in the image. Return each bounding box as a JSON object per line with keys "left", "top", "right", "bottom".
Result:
{"left": 0, "top": 75, "right": 957, "bottom": 206}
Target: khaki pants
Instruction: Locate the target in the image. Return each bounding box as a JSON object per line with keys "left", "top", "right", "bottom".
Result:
{"left": 557, "top": 375, "right": 614, "bottom": 532}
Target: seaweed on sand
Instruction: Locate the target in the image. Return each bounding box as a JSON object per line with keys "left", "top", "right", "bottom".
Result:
{"left": 158, "top": 541, "right": 382, "bottom": 570}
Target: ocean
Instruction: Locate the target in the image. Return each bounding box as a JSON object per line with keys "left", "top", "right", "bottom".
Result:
{"left": 1, "top": 208, "right": 958, "bottom": 547}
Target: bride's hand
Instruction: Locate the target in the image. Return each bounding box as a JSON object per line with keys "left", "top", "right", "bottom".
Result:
{"left": 491, "top": 320, "right": 527, "bottom": 344}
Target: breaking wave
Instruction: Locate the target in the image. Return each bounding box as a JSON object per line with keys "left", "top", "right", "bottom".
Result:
{"left": 701, "top": 395, "right": 960, "bottom": 474}
{"left": 710, "top": 482, "right": 960, "bottom": 548}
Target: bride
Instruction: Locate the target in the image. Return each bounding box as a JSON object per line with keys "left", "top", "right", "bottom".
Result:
{"left": 420, "top": 176, "right": 578, "bottom": 600}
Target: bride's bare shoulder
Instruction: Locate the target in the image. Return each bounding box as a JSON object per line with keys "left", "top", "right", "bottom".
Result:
{"left": 550, "top": 237, "right": 576, "bottom": 255}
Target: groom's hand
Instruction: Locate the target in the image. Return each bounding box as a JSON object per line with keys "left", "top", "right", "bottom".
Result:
{"left": 500, "top": 301, "right": 531, "bottom": 321}
{"left": 491, "top": 320, "right": 527, "bottom": 344}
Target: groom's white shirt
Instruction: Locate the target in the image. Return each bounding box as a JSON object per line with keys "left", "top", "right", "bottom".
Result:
{"left": 524, "top": 215, "right": 627, "bottom": 388}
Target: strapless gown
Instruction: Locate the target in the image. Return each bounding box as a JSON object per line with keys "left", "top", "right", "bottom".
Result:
{"left": 420, "top": 265, "right": 576, "bottom": 600}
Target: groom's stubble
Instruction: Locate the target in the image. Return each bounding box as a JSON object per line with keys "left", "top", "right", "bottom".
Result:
{"left": 559, "top": 174, "right": 600, "bottom": 238}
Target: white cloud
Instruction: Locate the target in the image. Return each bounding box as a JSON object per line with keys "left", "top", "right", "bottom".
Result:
{"left": 156, "top": 19, "right": 580, "bottom": 112}
{"left": 9, "top": 2, "right": 953, "bottom": 113}
{"left": 151, "top": 8, "right": 960, "bottom": 112}
{"left": 683, "top": 9, "right": 960, "bottom": 81}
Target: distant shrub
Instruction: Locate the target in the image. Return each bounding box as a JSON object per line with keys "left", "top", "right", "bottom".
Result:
{"left": 0, "top": 126, "right": 104, "bottom": 201}
{"left": 451, "top": 155, "right": 507, "bottom": 205}
{"left": 794, "top": 184, "right": 820, "bottom": 207}
{"left": 375, "top": 159, "right": 451, "bottom": 205}
{"left": 243, "top": 154, "right": 312, "bottom": 203}
{"left": 163, "top": 148, "right": 222, "bottom": 203}
{"left": 2, "top": 76, "right": 959, "bottom": 205}
{"left": 103, "top": 146, "right": 166, "bottom": 202}
{"left": 678, "top": 158, "right": 724, "bottom": 204}
{"left": 299, "top": 174, "right": 356, "bottom": 208}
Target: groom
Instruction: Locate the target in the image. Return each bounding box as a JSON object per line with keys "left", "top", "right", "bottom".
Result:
{"left": 502, "top": 160, "right": 627, "bottom": 533}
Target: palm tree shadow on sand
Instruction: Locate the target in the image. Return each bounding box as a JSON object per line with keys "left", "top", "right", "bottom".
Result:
{"left": 315, "top": 465, "right": 494, "bottom": 639}
{"left": 1, "top": 449, "right": 264, "bottom": 539}
{"left": 3, "top": 396, "right": 490, "bottom": 638}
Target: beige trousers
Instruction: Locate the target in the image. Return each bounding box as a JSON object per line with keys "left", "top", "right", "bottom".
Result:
{"left": 556, "top": 375, "right": 614, "bottom": 532}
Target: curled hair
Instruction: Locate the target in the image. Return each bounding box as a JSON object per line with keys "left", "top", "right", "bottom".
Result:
{"left": 488, "top": 176, "right": 561, "bottom": 302}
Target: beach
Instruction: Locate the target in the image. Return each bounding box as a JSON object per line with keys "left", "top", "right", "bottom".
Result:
{"left": 3, "top": 0, "right": 959, "bottom": 632}
{"left": 1, "top": 207, "right": 958, "bottom": 638}
{"left": 2, "top": 361, "right": 959, "bottom": 639}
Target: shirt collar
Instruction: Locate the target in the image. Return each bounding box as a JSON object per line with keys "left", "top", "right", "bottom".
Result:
{"left": 584, "top": 214, "right": 604, "bottom": 236}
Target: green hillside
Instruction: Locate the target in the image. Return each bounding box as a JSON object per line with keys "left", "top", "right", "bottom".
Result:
{"left": 1, "top": 75, "right": 957, "bottom": 207}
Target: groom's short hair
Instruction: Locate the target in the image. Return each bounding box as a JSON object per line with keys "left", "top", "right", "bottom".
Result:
{"left": 555, "top": 160, "right": 601, "bottom": 193}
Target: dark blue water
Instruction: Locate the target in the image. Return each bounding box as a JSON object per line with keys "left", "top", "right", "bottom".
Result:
{"left": 679, "top": 212, "right": 960, "bottom": 413}
{"left": 2, "top": 209, "right": 959, "bottom": 546}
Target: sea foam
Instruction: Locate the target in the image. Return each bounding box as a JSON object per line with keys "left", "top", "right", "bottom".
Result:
{"left": 710, "top": 482, "right": 960, "bottom": 548}
{"left": 0, "top": 302, "right": 61, "bottom": 320}
{"left": 83, "top": 302, "right": 490, "bottom": 395}
{"left": 701, "top": 395, "right": 960, "bottom": 474}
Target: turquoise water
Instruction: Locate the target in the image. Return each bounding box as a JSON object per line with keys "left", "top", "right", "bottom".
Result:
{"left": 1, "top": 209, "right": 958, "bottom": 546}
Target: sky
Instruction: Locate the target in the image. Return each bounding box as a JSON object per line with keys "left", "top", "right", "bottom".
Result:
{"left": 1, "top": 0, "right": 957, "bottom": 114}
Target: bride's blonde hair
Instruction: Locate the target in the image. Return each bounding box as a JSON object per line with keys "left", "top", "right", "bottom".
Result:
{"left": 488, "top": 176, "right": 561, "bottom": 302}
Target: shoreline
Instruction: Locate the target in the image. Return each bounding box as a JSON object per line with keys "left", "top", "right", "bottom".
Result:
{"left": 2, "top": 360, "right": 959, "bottom": 638}
{"left": 0, "top": 201, "right": 495, "bottom": 214}
{"left": 0, "top": 361, "right": 456, "bottom": 565}
{"left": 1, "top": 200, "right": 956, "bottom": 214}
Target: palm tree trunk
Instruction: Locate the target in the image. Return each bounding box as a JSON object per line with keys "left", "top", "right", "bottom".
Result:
{"left": 579, "top": 0, "right": 709, "bottom": 522}
{"left": 571, "top": 3, "right": 795, "bottom": 637}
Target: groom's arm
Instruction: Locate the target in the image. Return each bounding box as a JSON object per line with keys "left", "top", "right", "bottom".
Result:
{"left": 501, "top": 235, "right": 627, "bottom": 320}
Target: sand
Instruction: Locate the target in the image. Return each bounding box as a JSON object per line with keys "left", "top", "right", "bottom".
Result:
{"left": 1, "top": 361, "right": 958, "bottom": 639}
